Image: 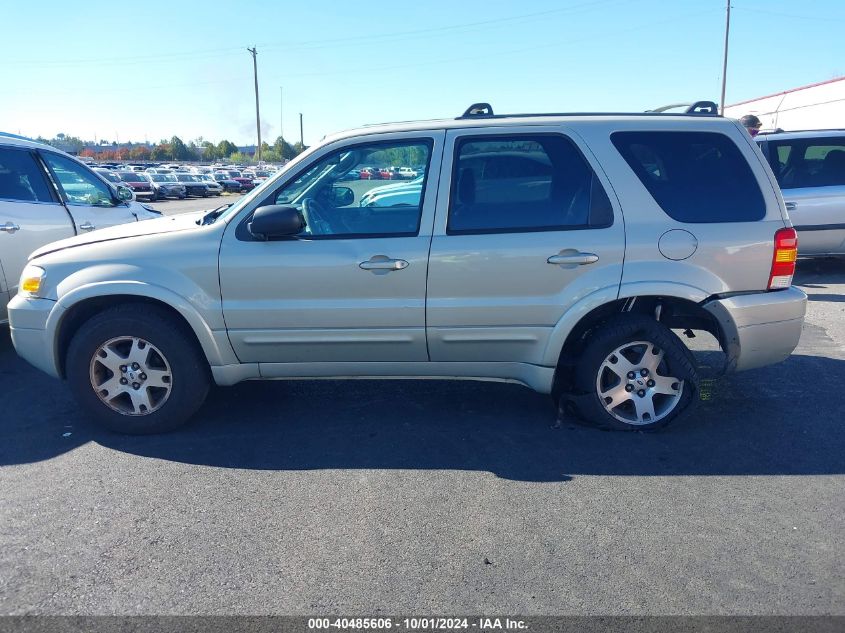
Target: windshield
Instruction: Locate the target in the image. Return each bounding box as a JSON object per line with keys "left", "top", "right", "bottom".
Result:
{"left": 97, "top": 171, "right": 120, "bottom": 183}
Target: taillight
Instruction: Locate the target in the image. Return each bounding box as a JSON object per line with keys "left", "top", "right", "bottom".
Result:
{"left": 769, "top": 227, "right": 798, "bottom": 289}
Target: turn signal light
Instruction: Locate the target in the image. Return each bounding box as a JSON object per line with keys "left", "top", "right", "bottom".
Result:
{"left": 21, "top": 277, "right": 42, "bottom": 293}
{"left": 768, "top": 227, "right": 798, "bottom": 289}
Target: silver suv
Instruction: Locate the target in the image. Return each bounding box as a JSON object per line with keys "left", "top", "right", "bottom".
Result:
{"left": 756, "top": 129, "right": 845, "bottom": 256}
{"left": 7, "top": 103, "right": 807, "bottom": 434}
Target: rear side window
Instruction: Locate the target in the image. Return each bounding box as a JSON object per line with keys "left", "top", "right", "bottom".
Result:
{"left": 766, "top": 137, "right": 845, "bottom": 189}
{"left": 447, "top": 135, "right": 613, "bottom": 234}
{"left": 612, "top": 131, "right": 766, "bottom": 223}
{"left": 0, "top": 147, "right": 54, "bottom": 203}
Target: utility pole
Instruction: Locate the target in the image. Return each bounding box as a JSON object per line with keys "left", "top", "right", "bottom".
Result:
{"left": 299, "top": 112, "right": 304, "bottom": 149}
{"left": 247, "top": 46, "right": 262, "bottom": 163}
{"left": 279, "top": 86, "right": 284, "bottom": 142}
{"left": 719, "top": 0, "right": 731, "bottom": 115}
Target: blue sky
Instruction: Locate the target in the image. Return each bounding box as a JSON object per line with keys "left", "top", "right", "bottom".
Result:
{"left": 3, "top": 0, "right": 843, "bottom": 146}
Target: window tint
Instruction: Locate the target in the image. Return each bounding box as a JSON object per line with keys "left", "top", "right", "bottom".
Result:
{"left": 447, "top": 135, "right": 613, "bottom": 234}
{"left": 612, "top": 131, "right": 766, "bottom": 223}
{"left": 268, "top": 140, "right": 432, "bottom": 238}
{"left": 42, "top": 152, "right": 116, "bottom": 207}
{"left": 767, "top": 138, "right": 845, "bottom": 189}
{"left": 0, "top": 148, "right": 54, "bottom": 202}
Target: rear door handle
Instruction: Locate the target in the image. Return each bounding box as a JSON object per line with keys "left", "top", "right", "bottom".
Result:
{"left": 79, "top": 222, "right": 96, "bottom": 231}
{"left": 547, "top": 252, "right": 599, "bottom": 266}
{"left": 0, "top": 222, "right": 20, "bottom": 234}
{"left": 785, "top": 201, "right": 797, "bottom": 212}
{"left": 359, "top": 256, "right": 409, "bottom": 271}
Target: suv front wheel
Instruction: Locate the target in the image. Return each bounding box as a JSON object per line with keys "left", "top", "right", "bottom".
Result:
{"left": 66, "top": 304, "right": 210, "bottom": 434}
{"left": 571, "top": 316, "right": 698, "bottom": 431}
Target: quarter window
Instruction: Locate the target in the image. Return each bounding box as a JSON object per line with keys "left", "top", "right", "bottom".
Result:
{"left": 42, "top": 152, "right": 116, "bottom": 207}
{"left": 612, "top": 131, "right": 766, "bottom": 223}
{"left": 447, "top": 135, "right": 613, "bottom": 234}
{"left": 265, "top": 140, "right": 432, "bottom": 239}
{"left": 766, "top": 138, "right": 845, "bottom": 189}
{"left": 0, "top": 148, "right": 54, "bottom": 202}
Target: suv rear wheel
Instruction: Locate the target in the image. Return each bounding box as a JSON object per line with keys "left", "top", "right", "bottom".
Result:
{"left": 570, "top": 316, "right": 698, "bottom": 431}
{"left": 66, "top": 304, "right": 210, "bottom": 434}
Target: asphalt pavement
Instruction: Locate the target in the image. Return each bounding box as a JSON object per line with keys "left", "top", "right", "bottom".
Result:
{"left": 0, "top": 259, "right": 843, "bottom": 615}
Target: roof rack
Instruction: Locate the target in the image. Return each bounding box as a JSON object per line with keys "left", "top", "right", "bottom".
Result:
{"left": 647, "top": 101, "right": 720, "bottom": 115}
{"left": 456, "top": 100, "right": 721, "bottom": 120}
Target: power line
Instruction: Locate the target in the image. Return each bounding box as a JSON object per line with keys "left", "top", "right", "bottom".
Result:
{"left": 5, "top": 0, "right": 627, "bottom": 68}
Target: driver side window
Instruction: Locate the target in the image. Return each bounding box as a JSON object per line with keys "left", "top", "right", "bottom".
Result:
{"left": 272, "top": 139, "right": 432, "bottom": 238}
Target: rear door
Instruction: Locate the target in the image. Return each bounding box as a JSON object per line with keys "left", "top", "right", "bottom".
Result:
{"left": 40, "top": 151, "right": 138, "bottom": 232}
{"left": 0, "top": 146, "right": 75, "bottom": 303}
{"left": 426, "top": 126, "right": 625, "bottom": 364}
{"left": 763, "top": 135, "right": 845, "bottom": 254}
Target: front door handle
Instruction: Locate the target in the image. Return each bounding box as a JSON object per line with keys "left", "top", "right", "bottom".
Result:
{"left": 0, "top": 222, "right": 20, "bottom": 234}
{"left": 359, "top": 256, "right": 409, "bottom": 271}
{"left": 79, "top": 222, "right": 96, "bottom": 231}
{"left": 547, "top": 252, "right": 599, "bottom": 266}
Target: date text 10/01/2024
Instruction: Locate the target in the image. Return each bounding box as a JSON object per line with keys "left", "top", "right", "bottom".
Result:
{"left": 307, "top": 617, "right": 529, "bottom": 630}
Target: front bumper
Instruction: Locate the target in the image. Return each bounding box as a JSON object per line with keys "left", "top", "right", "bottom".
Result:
{"left": 8, "top": 295, "right": 62, "bottom": 379}
{"left": 703, "top": 286, "right": 807, "bottom": 372}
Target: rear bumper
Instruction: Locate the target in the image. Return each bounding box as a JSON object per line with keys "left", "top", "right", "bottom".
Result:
{"left": 703, "top": 286, "right": 807, "bottom": 372}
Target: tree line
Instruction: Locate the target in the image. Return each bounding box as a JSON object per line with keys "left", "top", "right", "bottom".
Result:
{"left": 35, "top": 133, "right": 307, "bottom": 164}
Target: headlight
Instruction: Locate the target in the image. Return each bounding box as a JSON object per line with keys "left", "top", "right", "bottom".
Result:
{"left": 19, "top": 264, "right": 46, "bottom": 297}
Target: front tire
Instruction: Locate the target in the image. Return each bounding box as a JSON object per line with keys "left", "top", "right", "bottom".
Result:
{"left": 66, "top": 304, "right": 210, "bottom": 434}
{"left": 569, "top": 315, "right": 698, "bottom": 431}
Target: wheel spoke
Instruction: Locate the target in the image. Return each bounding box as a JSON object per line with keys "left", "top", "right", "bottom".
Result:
{"left": 128, "top": 388, "right": 154, "bottom": 414}
{"left": 633, "top": 394, "right": 657, "bottom": 422}
{"left": 643, "top": 344, "right": 665, "bottom": 373}
{"left": 96, "top": 374, "right": 125, "bottom": 399}
{"left": 600, "top": 384, "right": 631, "bottom": 410}
{"left": 144, "top": 369, "right": 171, "bottom": 389}
{"left": 652, "top": 374, "right": 681, "bottom": 396}
{"left": 127, "top": 338, "right": 151, "bottom": 368}
{"left": 97, "top": 344, "right": 126, "bottom": 373}
{"left": 603, "top": 354, "right": 637, "bottom": 380}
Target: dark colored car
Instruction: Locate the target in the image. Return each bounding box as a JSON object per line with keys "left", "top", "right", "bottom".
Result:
{"left": 173, "top": 174, "right": 210, "bottom": 197}
{"left": 212, "top": 173, "right": 243, "bottom": 193}
{"left": 116, "top": 171, "right": 155, "bottom": 200}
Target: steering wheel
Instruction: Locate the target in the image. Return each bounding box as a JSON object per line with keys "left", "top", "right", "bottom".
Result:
{"left": 301, "top": 197, "right": 331, "bottom": 235}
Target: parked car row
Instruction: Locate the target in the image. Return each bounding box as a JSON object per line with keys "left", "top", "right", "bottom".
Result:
{"left": 90, "top": 162, "right": 280, "bottom": 199}
{"left": 353, "top": 166, "right": 423, "bottom": 180}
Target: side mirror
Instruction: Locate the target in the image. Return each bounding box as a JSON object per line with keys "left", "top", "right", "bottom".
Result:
{"left": 330, "top": 186, "right": 354, "bottom": 207}
{"left": 116, "top": 185, "right": 134, "bottom": 201}
{"left": 248, "top": 205, "right": 305, "bottom": 240}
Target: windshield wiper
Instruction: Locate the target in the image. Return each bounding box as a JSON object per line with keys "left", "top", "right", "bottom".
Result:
{"left": 198, "top": 203, "right": 233, "bottom": 225}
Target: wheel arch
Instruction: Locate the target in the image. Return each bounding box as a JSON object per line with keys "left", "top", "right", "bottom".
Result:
{"left": 548, "top": 293, "right": 726, "bottom": 398}
{"left": 51, "top": 284, "right": 237, "bottom": 378}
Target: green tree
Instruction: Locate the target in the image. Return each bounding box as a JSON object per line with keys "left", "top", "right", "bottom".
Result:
{"left": 150, "top": 143, "right": 172, "bottom": 161}
{"left": 217, "top": 140, "right": 238, "bottom": 158}
{"left": 272, "top": 136, "right": 297, "bottom": 160}
{"left": 292, "top": 141, "right": 307, "bottom": 156}
{"left": 228, "top": 151, "right": 252, "bottom": 164}
{"left": 170, "top": 136, "right": 195, "bottom": 161}
{"left": 201, "top": 141, "right": 217, "bottom": 160}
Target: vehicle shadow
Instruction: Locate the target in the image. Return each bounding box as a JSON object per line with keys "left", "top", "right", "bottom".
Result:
{"left": 2, "top": 331, "right": 844, "bottom": 481}
{"left": 795, "top": 256, "right": 845, "bottom": 286}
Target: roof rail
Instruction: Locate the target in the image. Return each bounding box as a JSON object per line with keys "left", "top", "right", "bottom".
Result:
{"left": 458, "top": 103, "right": 495, "bottom": 118}
{"left": 457, "top": 100, "right": 721, "bottom": 121}
{"left": 647, "top": 101, "right": 720, "bottom": 115}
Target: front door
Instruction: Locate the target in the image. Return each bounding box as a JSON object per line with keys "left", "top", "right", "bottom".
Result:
{"left": 426, "top": 126, "right": 626, "bottom": 365}
{"left": 219, "top": 131, "right": 444, "bottom": 364}
{"left": 0, "top": 146, "right": 76, "bottom": 303}
{"left": 39, "top": 151, "right": 138, "bottom": 232}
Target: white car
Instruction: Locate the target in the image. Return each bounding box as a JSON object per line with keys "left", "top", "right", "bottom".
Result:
{"left": 397, "top": 167, "right": 417, "bottom": 179}
{"left": 0, "top": 133, "right": 160, "bottom": 322}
